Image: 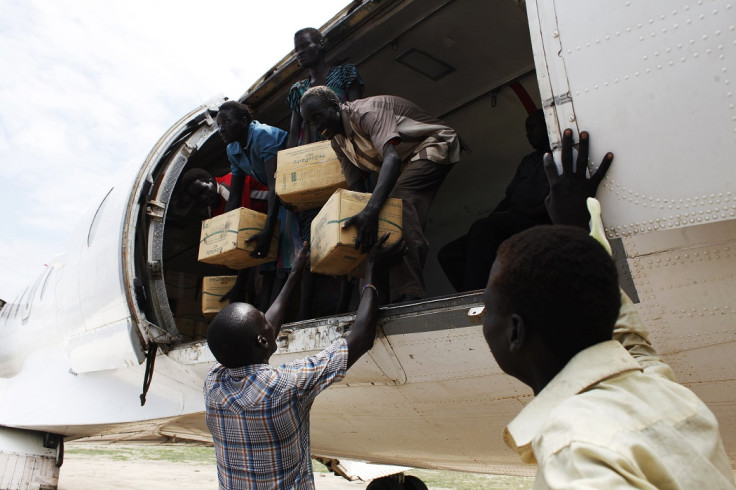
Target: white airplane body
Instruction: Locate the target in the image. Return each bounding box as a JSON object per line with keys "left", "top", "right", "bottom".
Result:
{"left": 2, "top": 0, "right": 735, "bottom": 488}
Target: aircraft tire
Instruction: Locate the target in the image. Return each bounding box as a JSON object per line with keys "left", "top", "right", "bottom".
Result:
{"left": 402, "top": 475, "right": 429, "bottom": 490}
{"left": 366, "top": 476, "right": 403, "bottom": 490}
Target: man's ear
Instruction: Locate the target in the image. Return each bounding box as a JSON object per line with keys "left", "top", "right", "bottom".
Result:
{"left": 508, "top": 314, "right": 526, "bottom": 352}
{"left": 257, "top": 335, "right": 269, "bottom": 350}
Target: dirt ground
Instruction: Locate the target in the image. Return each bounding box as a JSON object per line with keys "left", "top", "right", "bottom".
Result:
{"left": 57, "top": 448, "right": 365, "bottom": 490}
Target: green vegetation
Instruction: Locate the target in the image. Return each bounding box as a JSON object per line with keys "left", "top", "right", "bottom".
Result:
{"left": 66, "top": 443, "right": 216, "bottom": 465}
{"left": 405, "top": 468, "right": 533, "bottom": 490}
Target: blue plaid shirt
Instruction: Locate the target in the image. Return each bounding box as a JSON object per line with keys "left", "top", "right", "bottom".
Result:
{"left": 204, "top": 339, "right": 348, "bottom": 489}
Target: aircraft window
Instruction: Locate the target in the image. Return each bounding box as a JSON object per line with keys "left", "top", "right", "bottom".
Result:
{"left": 21, "top": 270, "right": 47, "bottom": 322}
{"left": 10, "top": 287, "right": 29, "bottom": 319}
{"left": 88, "top": 187, "right": 114, "bottom": 247}
{"left": 39, "top": 265, "right": 54, "bottom": 301}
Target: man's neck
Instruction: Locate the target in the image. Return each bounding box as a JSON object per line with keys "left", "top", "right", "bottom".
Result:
{"left": 309, "top": 62, "right": 330, "bottom": 85}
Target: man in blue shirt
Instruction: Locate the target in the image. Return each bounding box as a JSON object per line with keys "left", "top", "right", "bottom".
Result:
{"left": 216, "top": 101, "right": 297, "bottom": 309}
{"left": 216, "top": 101, "right": 288, "bottom": 260}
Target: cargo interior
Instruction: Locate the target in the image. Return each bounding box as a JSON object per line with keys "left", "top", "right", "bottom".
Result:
{"left": 158, "top": 0, "right": 541, "bottom": 343}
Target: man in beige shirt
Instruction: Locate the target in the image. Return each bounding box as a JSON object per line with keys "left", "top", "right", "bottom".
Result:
{"left": 300, "top": 86, "right": 460, "bottom": 302}
{"left": 482, "top": 129, "right": 735, "bottom": 488}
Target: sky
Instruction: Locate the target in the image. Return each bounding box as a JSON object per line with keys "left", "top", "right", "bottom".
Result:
{"left": 0, "top": 0, "right": 349, "bottom": 301}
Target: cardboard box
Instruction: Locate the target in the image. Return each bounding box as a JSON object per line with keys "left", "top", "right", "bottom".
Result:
{"left": 202, "top": 275, "right": 237, "bottom": 318}
{"left": 310, "top": 189, "right": 402, "bottom": 276}
{"left": 198, "top": 207, "right": 279, "bottom": 269}
{"left": 275, "top": 140, "right": 348, "bottom": 211}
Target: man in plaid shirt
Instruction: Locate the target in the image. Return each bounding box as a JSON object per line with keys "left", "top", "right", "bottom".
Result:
{"left": 204, "top": 236, "right": 404, "bottom": 489}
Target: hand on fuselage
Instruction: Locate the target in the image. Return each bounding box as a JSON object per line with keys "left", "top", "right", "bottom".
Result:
{"left": 543, "top": 129, "right": 613, "bottom": 228}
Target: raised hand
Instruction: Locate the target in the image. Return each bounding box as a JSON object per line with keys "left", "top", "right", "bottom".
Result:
{"left": 292, "top": 242, "right": 310, "bottom": 273}
{"left": 543, "top": 129, "right": 613, "bottom": 228}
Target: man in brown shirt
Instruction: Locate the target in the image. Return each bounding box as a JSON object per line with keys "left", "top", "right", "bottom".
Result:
{"left": 300, "top": 86, "right": 460, "bottom": 301}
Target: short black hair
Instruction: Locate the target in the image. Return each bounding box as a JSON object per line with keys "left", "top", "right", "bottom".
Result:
{"left": 525, "top": 108, "right": 545, "bottom": 128}
{"left": 180, "top": 168, "right": 212, "bottom": 192}
{"left": 294, "top": 27, "right": 323, "bottom": 43}
{"left": 217, "top": 100, "right": 253, "bottom": 123}
{"left": 301, "top": 85, "right": 341, "bottom": 111}
{"left": 207, "top": 303, "right": 261, "bottom": 368}
{"left": 492, "top": 225, "right": 621, "bottom": 361}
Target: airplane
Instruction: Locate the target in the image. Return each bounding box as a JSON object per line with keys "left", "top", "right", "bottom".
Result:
{"left": 1, "top": 0, "right": 735, "bottom": 488}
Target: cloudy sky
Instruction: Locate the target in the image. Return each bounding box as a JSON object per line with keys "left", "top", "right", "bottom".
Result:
{"left": 0, "top": 0, "right": 349, "bottom": 301}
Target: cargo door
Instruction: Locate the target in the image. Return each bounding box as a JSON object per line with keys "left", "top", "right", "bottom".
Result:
{"left": 123, "top": 99, "right": 224, "bottom": 348}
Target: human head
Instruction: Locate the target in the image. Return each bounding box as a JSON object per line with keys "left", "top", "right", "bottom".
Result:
{"left": 216, "top": 101, "right": 254, "bottom": 145}
{"left": 294, "top": 27, "right": 325, "bottom": 68}
{"left": 300, "top": 86, "right": 343, "bottom": 140}
{"left": 482, "top": 226, "right": 620, "bottom": 392}
{"left": 180, "top": 168, "right": 220, "bottom": 207}
{"left": 525, "top": 109, "right": 550, "bottom": 152}
{"left": 207, "top": 303, "right": 277, "bottom": 368}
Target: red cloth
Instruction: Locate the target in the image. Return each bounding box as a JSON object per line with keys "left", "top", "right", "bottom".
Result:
{"left": 213, "top": 174, "right": 269, "bottom": 216}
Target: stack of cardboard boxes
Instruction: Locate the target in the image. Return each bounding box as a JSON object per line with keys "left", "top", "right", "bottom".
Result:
{"left": 196, "top": 141, "right": 403, "bottom": 317}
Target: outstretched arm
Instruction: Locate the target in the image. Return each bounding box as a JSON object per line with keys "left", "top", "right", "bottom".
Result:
{"left": 265, "top": 244, "right": 308, "bottom": 335}
{"left": 246, "top": 157, "right": 281, "bottom": 258}
{"left": 342, "top": 143, "right": 402, "bottom": 252}
{"left": 346, "top": 234, "right": 406, "bottom": 368}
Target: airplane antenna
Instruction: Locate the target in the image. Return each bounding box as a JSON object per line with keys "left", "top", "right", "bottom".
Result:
{"left": 139, "top": 344, "right": 158, "bottom": 406}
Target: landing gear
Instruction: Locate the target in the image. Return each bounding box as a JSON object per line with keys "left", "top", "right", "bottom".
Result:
{"left": 0, "top": 427, "right": 63, "bottom": 489}
{"left": 367, "top": 474, "right": 429, "bottom": 490}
